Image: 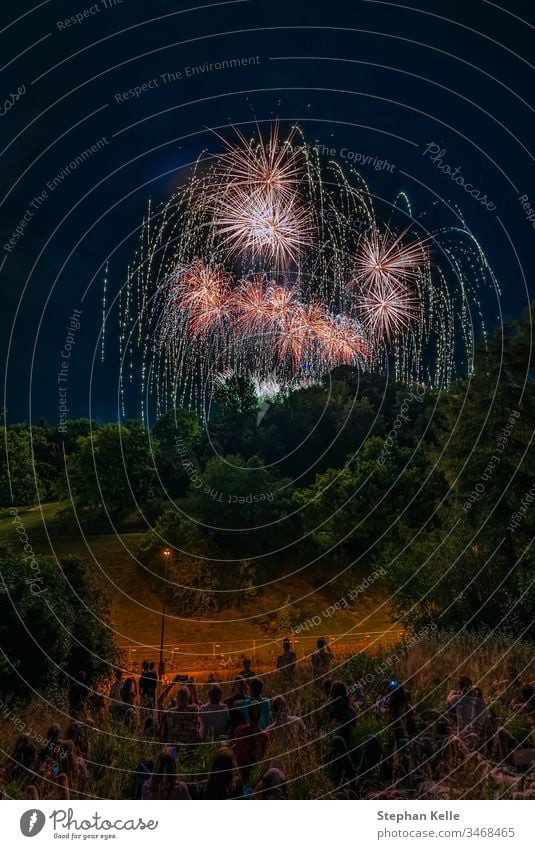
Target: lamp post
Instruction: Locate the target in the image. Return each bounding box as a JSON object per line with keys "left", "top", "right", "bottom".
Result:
{"left": 158, "top": 548, "right": 171, "bottom": 682}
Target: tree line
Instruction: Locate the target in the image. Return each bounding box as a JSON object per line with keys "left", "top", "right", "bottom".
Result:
{"left": 1, "top": 305, "right": 534, "bottom": 640}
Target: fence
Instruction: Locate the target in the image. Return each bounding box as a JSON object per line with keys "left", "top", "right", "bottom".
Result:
{"left": 118, "top": 629, "right": 405, "bottom": 676}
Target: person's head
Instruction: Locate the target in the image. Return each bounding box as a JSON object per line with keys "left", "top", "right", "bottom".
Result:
{"left": 149, "top": 662, "right": 155, "bottom": 671}
{"left": 249, "top": 677, "right": 263, "bottom": 698}
{"left": 23, "top": 784, "right": 39, "bottom": 800}
{"left": 206, "top": 746, "right": 240, "bottom": 796}
{"left": 378, "top": 679, "right": 392, "bottom": 696}
{"left": 12, "top": 734, "right": 29, "bottom": 751}
{"left": 248, "top": 701, "right": 262, "bottom": 726}
{"left": 254, "top": 767, "right": 287, "bottom": 799}
{"left": 458, "top": 675, "right": 472, "bottom": 692}
{"left": 271, "top": 695, "right": 288, "bottom": 720}
{"left": 330, "top": 681, "right": 349, "bottom": 704}
{"left": 283, "top": 638, "right": 291, "bottom": 652}
{"left": 520, "top": 684, "right": 535, "bottom": 703}
{"left": 46, "top": 724, "right": 61, "bottom": 743}
{"left": 470, "top": 686, "right": 484, "bottom": 700}
{"left": 232, "top": 677, "right": 248, "bottom": 697}
{"left": 143, "top": 717, "right": 156, "bottom": 737}
{"left": 78, "top": 671, "right": 86, "bottom": 682}
{"left": 142, "top": 660, "right": 149, "bottom": 672}
{"left": 124, "top": 707, "right": 136, "bottom": 729}
{"left": 114, "top": 669, "right": 123, "bottom": 682}
{"left": 317, "top": 638, "right": 326, "bottom": 650}
{"left": 389, "top": 684, "right": 410, "bottom": 714}
{"left": 506, "top": 663, "right": 519, "bottom": 682}
{"left": 11, "top": 736, "right": 36, "bottom": 769}
{"left": 66, "top": 722, "right": 86, "bottom": 747}
{"left": 242, "top": 658, "right": 252, "bottom": 671}
{"left": 153, "top": 749, "right": 177, "bottom": 782}
{"left": 209, "top": 684, "right": 223, "bottom": 704}
{"left": 175, "top": 687, "right": 190, "bottom": 709}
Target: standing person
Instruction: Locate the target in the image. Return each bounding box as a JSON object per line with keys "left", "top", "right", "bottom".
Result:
{"left": 199, "top": 684, "right": 230, "bottom": 741}
{"left": 311, "top": 638, "right": 334, "bottom": 683}
{"left": 109, "top": 670, "right": 124, "bottom": 718}
{"left": 139, "top": 661, "right": 151, "bottom": 703}
{"left": 121, "top": 675, "right": 138, "bottom": 706}
{"left": 389, "top": 685, "right": 417, "bottom": 744}
{"left": 276, "top": 639, "right": 297, "bottom": 679}
{"left": 241, "top": 678, "right": 270, "bottom": 729}
{"left": 328, "top": 681, "right": 357, "bottom": 747}
{"left": 141, "top": 748, "right": 191, "bottom": 800}
{"left": 224, "top": 678, "right": 249, "bottom": 733}
{"left": 146, "top": 662, "right": 158, "bottom": 702}
{"left": 240, "top": 658, "right": 255, "bottom": 679}
{"left": 233, "top": 702, "right": 269, "bottom": 783}
{"left": 69, "top": 671, "right": 89, "bottom": 716}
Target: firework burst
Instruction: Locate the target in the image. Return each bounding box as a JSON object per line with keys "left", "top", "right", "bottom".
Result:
{"left": 354, "top": 280, "right": 420, "bottom": 341}
{"left": 230, "top": 275, "right": 271, "bottom": 334}
{"left": 213, "top": 124, "right": 302, "bottom": 199}
{"left": 352, "top": 226, "right": 428, "bottom": 290}
{"left": 166, "top": 258, "right": 231, "bottom": 340}
{"left": 213, "top": 186, "right": 312, "bottom": 265}
{"left": 118, "top": 123, "right": 493, "bottom": 419}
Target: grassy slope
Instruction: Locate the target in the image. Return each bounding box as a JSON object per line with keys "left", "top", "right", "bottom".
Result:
{"left": 0, "top": 503, "right": 396, "bottom": 659}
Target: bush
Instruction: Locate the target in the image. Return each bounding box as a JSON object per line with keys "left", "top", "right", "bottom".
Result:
{"left": 0, "top": 554, "right": 117, "bottom": 698}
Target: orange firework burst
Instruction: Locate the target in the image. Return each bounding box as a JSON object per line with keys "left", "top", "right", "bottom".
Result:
{"left": 274, "top": 304, "right": 311, "bottom": 366}
{"left": 320, "top": 316, "right": 367, "bottom": 366}
{"left": 230, "top": 275, "right": 271, "bottom": 335}
{"left": 170, "top": 258, "right": 231, "bottom": 340}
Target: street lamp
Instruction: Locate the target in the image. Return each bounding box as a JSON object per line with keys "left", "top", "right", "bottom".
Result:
{"left": 158, "top": 548, "right": 172, "bottom": 681}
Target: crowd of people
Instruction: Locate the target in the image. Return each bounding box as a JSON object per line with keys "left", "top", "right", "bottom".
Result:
{"left": 1, "top": 640, "right": 535, "bottom": 800}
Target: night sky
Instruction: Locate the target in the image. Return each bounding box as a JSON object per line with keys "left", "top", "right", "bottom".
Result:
{"left": 1, "top": 0, "right": 533, "bottom": 425}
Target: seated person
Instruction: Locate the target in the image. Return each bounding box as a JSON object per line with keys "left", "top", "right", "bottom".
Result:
{"left": 199, "top": 684, "right": 230, "bottom": 740}
{"left": 224, "top": 677, "right": 248, "bottom": 733}
{"left": 141, "top": 748, "right": 191, "bottom": 800}
{"left": 253, "top": 766, "right": 288, "bottom": 799}
{"left": 267, "top": 695, "right": 305, "bottom": 753}
{"left": 233, "top": 701, "right": 269, "bottom": 782}
{"left": 240, "top": 677, "right": 270, "bottom": 729}
{"left": 198, "top": 747, "right": 244, "bottom": 800}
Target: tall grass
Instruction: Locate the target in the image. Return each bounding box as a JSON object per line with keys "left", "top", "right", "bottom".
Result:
{"left": 1, "top": 630, "right": 533, "bottom": 799}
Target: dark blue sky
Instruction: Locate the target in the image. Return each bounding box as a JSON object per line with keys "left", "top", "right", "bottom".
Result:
{"left": 1, "top": 0, "right": 533, "bottom": 425}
